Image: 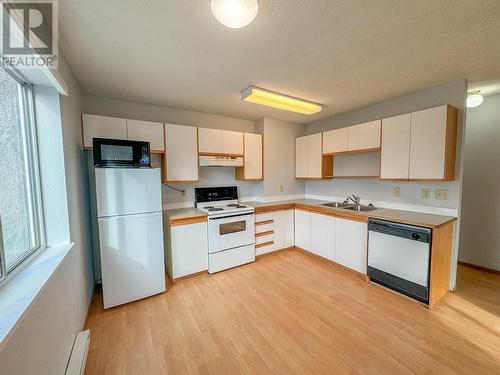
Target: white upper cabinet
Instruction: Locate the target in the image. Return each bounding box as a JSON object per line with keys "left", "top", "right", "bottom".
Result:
{"left": 296, "top": 133, "right": 322, "bottom": 178}
{"left": 335, "top": 218, "right": 367, "bottom": 274}
{"left": 198, "top": 128, "right": 244, "bottom": 155}
{"left": 347, "top": 120, "right": 381, "bottom": 152}
{"left": 198, "top": 128, "right": 222, "bottom": 154}
{"left": 380, "top": 113, "right": 411, "bottom": 179}
{"left": 236, "top": 133, "right": 262, "bottom": 180}
{"left": 222, "top": 130, "right": 244, "bottom": 155}
{"left": 295, "top": 136, "right": 308, "bottom": 178}
{"left": 307, "top": 133, "right": 322, "bottom": 178}
{"left": 310, "top": 213, "right": 335, "bottom": 261}
{"left": 82, "top": 114, "right": 127, "bottom": 148}
{"left": 409, "top": 105, "right": 456, "bottom": 181}
{"left": 323, "top": 127, "right": 348, "bottom": 154}
{"left": 164, "top": 124, "right": 198, "bottom": 182}
{"left": 126, "top": 119, "right": 165, "bottom": 152}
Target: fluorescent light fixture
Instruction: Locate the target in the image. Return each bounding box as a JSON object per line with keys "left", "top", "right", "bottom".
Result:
{"left": 211, "top": 0, "right": 258, "bottom": 28}
{"left": 466, "top": 92, "right": 484, "bottom": 108}
{"left": 241, "top": 86, "right": 322, "bottom": 115}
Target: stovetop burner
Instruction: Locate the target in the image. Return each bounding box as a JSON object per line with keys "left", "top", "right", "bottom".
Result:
{"left": 208, "top": 207, "right": 224, "bottom": 212}
{"left": 227, "top": 204, "right": 246, "bottom": 208}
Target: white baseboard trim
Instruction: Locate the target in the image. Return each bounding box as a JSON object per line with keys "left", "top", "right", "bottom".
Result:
{"left": 305, "top": 194, "right": 458, "bottom": 217}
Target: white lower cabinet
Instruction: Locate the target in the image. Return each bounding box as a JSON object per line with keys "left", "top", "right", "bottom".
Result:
{"left": 335, "top": 218, "right": 367, "bottom": 274}
{"left": 310, "top": 213, "right": 335, "bottom": 261}
{"left": 165, "top": 221, "right": 208, "bottom": 280}
{"left": 284, "top": 210, "right": 295, "bottom": 248}
{"left": 273, "top": 211, "right": 285, "bottom": 250}
{"left": 294, "top": 209, "right": 311, "bottom": 251}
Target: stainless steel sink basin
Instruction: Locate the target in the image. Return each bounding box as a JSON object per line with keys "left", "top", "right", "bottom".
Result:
{"left": 322, "top": 202, "right": 352, "bottom": 208}
{"left": 342, "top": 204, "right": 378, "bottom": 212}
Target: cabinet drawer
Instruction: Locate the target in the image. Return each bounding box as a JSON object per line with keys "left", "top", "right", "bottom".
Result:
{"left": 256, "top": 233, "right": 273, "bottom": 245}
{"left": 256, "top": 212, "right": 274, "bottom": 223}
{"left": 256, "top": 242, "right": 274, "bottom": 256}
{"left": 255, "top": 222, "right": 273, "bottom": 234}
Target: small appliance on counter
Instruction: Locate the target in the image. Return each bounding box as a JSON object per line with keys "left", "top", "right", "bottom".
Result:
{"left": 195, "top": 186, "right": 255, "bottom": 273}
{"left": 91, "top": 138, "right": 166, "bottom": 309}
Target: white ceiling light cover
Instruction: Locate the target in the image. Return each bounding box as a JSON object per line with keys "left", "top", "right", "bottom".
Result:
{"left": 211, "top": 0, "right": 259, "bottom": 28}
{"left": 466, "top": 93, "right": 484, "bottom": 108}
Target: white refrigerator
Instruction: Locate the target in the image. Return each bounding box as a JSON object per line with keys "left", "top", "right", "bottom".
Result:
{"left": 95, "top": 167, "right": 166, "bottom": 308}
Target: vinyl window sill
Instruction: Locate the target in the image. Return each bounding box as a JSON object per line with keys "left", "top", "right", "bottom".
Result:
{"left": 0, "top": 242, "right": 74, "bottom": 351}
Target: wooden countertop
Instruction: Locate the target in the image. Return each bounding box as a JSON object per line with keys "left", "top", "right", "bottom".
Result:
{"left": 163, "top": 207, "right": 207, "bottom": 226}
{"left": 245, "top": 199, "right": 457, "bottom": 229}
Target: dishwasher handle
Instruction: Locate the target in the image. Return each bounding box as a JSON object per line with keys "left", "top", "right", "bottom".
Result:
{"left": 368, "top": 219, "right": 432, "bottom": 244}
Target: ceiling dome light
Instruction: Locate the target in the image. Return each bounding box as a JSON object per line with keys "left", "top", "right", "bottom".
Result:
{"left": 211, "top": 0, "right": 258, "bottom": 28}
{"left": 467, "top": 92, "right": 484, "bottom": 108}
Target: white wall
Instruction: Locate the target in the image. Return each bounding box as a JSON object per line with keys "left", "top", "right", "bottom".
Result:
{"left": 256, "top": 117, "right": 305, "bottom": 199}
{"left": 304, "top": 80, "right": 466, "bottom": 213}
{"left": 0, "top": 56, "right": 94, "bottom": 374}
{"left": 459, "top": 94, "right": 500, "bottom": 271}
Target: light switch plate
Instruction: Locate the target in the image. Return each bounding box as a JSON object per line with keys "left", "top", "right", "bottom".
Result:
{"left": 435, "top": 189, "right": 449, "bottom": 200}
{"left": 421, "top": 188, "right": 431, "bottom": 199}
{"left": 279, "top": 185, "right": 284, "bottom": 193}
{"left": 393, "top": 187, "right": 401, "bottom": 197}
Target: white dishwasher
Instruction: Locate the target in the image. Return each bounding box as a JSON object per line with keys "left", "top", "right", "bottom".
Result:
{"left": 368, "top": 219, "right": 432, "bottom": 304}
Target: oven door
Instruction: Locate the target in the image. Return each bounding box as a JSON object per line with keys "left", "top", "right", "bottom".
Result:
{"left": 93, "top": 138, "right": 151, "bottom": 168}
{"left": 208, "top": 213, "right": 255, "bottom": 254}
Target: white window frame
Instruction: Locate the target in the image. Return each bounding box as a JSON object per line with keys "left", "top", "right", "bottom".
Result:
{"left": 0, "top": 67, "right": 45, "bottom": 283}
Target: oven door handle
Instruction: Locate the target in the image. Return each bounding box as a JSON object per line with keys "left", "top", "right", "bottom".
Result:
{"left": 208, "top": 212, "right": 254, "bottom": 220}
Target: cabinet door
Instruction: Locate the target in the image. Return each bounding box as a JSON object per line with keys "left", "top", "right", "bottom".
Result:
{"left": 82, "top": 114, "right": 127, "bottom": 148}
{"left": 310, "top": 213, "right": 335, "bottom": 261}
{"left": 347, "top": 120, "right": 381, "bottom": 151}
{"left": 307, "top": 133, "right": 322, "bottom": 178}
{"left": 323, "top": 128, "right": 348, "bottom": 154}
{"left": 242, "top": 133, "right": 262, "bottom": 179}
{"left": 222, "top": 130, "right": 244, "bottom": 155}
{"left": 198, "top": 127, "right": 222, "bottom": 154}
{"left": 273, "top": 211, "right": 285, "bottom": 251}
{"left": 165, "top": 124, "right": 198, "bottom": 182}
{"left": 380, "top": 114, "right": 411, "bottom": 179}
{"left": 409, "top": 105, "right": 447, "bottom": 180}
{"left": 295, "top": 136, "right": 308, "bottom": 178}
{"left": 171, "top": 222, "right": 208, "bottom": 279}
{"left": 335, "top": 218, "right": 367, "bottom": 274}
{"left": 284, "top": 210, "right": 295, "bottom": 248}
{"left": 294, "top": 209, "right": 310, "bottom": 251}
{"left": 126, "top": 119, "right": 165, "bottom": 152}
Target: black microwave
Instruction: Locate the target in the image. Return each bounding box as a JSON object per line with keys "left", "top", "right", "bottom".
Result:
{"left": 93, "top": 138, "right": 151, "bottom": 168}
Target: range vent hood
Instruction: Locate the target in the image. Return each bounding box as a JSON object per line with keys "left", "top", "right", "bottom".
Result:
{"left": 199, "top": 155, "right": 243, "bottom": 167}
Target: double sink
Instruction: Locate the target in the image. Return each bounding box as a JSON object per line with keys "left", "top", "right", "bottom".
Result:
{"left": 322, "top": 202, "right": 378, "bottom": 212}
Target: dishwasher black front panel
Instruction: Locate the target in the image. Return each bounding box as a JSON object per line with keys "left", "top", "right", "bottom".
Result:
{"left": 368, "top": 267, "right": 429, "bottom": 304}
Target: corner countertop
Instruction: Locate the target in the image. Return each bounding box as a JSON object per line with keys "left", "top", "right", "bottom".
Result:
{"left": 163, "top": 207, "right": 207, "bottom": 221}
{"left": 244, "top": 199, "right": 457, "bottom": 229}
{"left": 162, "top": 199, "right": 457, "bottom": 229}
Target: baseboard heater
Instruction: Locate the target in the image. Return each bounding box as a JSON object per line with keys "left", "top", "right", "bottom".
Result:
{"left": 65, "top": 330, "right": 91, "bottom": 375}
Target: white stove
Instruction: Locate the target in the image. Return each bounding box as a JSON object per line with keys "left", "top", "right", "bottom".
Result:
{"left": 197, "top": 200, "right": 255, "bottom": 217}
{"left": 195, "top": 187, "right": 255, "bottom": 273}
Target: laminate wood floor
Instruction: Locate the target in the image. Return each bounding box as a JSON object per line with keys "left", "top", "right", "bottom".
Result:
{"left": 84, "top": 249, "right": 500, "bottom": 374}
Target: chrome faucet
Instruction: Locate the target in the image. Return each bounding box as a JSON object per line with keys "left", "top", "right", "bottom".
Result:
{"left": 347, "top": 194, "right": 360, "bottom": 206}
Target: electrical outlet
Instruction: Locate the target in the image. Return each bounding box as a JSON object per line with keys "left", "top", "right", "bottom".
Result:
{"left": 393, "top": 187, "right": 401, "bottom": 197}
{"left": 435, "top": 189, "right": 449, "bottom": 200}
{"left": 279, "top": 185, "right": 284, "bottom": 193}
{"left": 421, "top": 188, "right": 431, "bottom": 199}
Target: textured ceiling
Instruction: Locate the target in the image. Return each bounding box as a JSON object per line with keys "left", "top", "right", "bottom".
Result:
{"left": 59, "top": 0, "right": 500, "bottom": 123}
